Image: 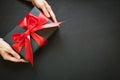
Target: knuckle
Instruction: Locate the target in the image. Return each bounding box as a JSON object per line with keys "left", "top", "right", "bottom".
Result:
{"left": 39, "top": 4, "right": 45, "bottom": 8}
{"left": 47, "top": 5, "right": 51, "bottom": 9}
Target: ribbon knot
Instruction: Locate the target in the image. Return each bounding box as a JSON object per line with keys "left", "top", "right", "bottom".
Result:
{"left": 12, "top": 13, "right": 61, "bottom": 65}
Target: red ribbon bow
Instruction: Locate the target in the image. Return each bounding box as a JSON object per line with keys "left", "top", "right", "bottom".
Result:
{"left": 12, "top": 13, "right": 61, "bottom": 65}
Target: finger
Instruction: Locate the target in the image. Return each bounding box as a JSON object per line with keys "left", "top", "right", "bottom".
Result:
{"left": 3, "top": 53, "right": 28, "bottom": 63}
{"left": 7, "top": 57, "right": 27, "bottom": 63}
{"left": 47, "top": 6, "right": 57, "bottom": 22}
{"left": 0, "top": 40, "right": 21, "bottom": 59}
{"left": 41, "top": 6, "right": 50, "bottom": 17}
{"left": 17, "top": 59, "right": 29, "bottom": 63}
{"left": 0, "top": 39, "right": 11, "bottom": 48}
{"left": 44, "top": 1, "right": 57, "bottom": 22}
{"left": 32, "top": 1, "right": 50, "bottom": 17}
{"left": 6, "top": 48, "right": 20, "bottom": 59}
{"left": 3, "top": 53, "right": 21, "bottom": 62}
{"left": 5, "top": 48, "right": 28, "bottom": 62}
{"left": 0, "top": 48, "right": 27, "bottom": 63}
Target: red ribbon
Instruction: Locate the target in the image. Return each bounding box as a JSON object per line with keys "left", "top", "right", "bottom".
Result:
{"left": 12, "top": 12, "right": 61, "bottom": 65}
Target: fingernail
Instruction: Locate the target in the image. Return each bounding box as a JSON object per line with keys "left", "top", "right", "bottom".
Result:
{"left": 22, "top": 59, "right": 29, "bottom": 63}
{"left": 17, "top": 55, "right": 20, "bottom": 59}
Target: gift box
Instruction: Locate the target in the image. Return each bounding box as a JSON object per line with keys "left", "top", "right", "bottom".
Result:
{"left": 3, "top": 7, "right": 61, "bottom": 65}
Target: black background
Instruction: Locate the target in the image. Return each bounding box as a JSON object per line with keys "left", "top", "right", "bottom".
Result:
{"left": 0, "top": 0, "right": 120, "bottom": 80}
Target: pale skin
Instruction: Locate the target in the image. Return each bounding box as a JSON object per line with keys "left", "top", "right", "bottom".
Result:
{"left": 0, "top": 0, "right": 57, "bottom": 63}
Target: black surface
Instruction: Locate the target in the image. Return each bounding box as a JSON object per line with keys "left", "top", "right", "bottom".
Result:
{"left": 0, "top": 0, "right": 120, "bottom": 80}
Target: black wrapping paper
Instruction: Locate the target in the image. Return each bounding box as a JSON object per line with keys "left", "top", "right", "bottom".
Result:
{"left": 3, "top": 7, "right": 58, "bottom": 58}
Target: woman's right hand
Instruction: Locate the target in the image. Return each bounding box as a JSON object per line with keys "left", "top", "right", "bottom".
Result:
{"left": 0, "top": 38, "right": 27, "bottom": 62}
{"left": 27, "top": 0, "right": 57, "bottom": 22}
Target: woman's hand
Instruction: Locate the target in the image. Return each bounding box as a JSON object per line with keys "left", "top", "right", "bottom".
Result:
{"left": 0, "top": 38, "right": 27, "bottom": 62}
{"left": 27, "top": 0, "right": 57, "bottom": 22}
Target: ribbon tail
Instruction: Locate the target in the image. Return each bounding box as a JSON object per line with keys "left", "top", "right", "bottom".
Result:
{"left": 41, "top": 22, "right": 62, "bottom": 29}
{"left": 25, "top": 37, "right": 33, "bottom": 65}
{"left": 31, "top": 33, "right": 47, "bottom": 46}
